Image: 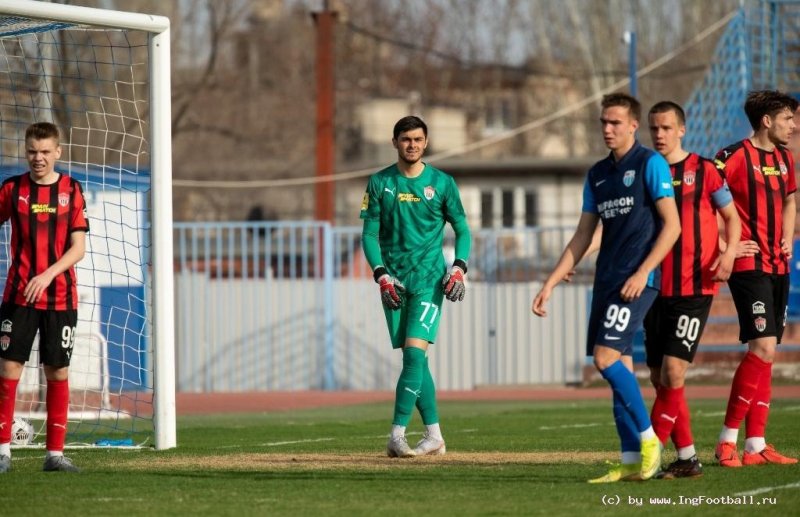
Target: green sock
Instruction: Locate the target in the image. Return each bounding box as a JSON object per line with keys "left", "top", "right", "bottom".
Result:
{"left": 416, "top": 355, "right": 439, "bottom": 425}
{"left": 392, "top": 347, "right": 426, "bottom": 426}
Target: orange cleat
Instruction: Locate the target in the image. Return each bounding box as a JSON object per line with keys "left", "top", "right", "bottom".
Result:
{"left": 742, "top": 444, "right": 798, "bottom": 466}
{"left": 715, "top": 441, "right": 742, "bottom": 468}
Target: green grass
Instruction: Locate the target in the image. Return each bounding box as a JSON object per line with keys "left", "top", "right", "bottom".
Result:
{"left": 2, "top": 398, "right": 799, "bottom": 516}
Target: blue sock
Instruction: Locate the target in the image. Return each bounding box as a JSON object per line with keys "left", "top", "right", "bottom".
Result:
{"left": 601, "top": 360, "right": 651, "bottom": 433}
{"left": 613, "top": 391, "right": 640, "bottom": 456}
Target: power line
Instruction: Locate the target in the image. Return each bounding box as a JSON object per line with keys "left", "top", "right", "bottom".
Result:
{"left": 173, "top": 9, "right": 737, "bottom": 189}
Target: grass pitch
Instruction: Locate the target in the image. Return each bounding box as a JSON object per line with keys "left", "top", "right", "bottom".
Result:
{"left": 1, "top": 399, "right": 798, "bottom": 516}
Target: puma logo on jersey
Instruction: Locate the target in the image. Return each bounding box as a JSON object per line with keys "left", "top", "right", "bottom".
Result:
{"left": 421, "top": 323, "right": 431, "bottom": 332}
{"left": 682, "top": 339, "right": 694, "bottom": 352}
{"left": 18, "top": 195, "right": 29, "bottom": 205}
{"left": 659, "top": 413, "right": 677, "bottom": 424}
{"left": 404, "top": 387, "right": 421, "bottom": 397}
{"left": 737, "top": 396, "right": 753, "bottom": 405}
{"left": 384, "top": 187, "right": 395, "bottom": 197}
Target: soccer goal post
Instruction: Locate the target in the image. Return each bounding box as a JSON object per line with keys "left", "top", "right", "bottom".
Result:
{"left": 0, "top": 0, "right": 175, "bottom": 450}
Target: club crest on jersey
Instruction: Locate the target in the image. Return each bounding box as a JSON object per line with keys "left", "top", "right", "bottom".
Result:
{"left": 754, "top": 317, "right": 767, "bottom": 333}
{"left": 424, "top": 186, "right": 435, "bottom": 200}
{"left": 0, "top": 319, "right": 11, "bottom": 333}
{"left": 752, "top": 301, "right": 765, "bottom": 315}
{"left": 683, "top": 171, "right": 695, "bottom": 185}
{"left": 58, "top": 193, "right": 69, "bottom": 207}
{"left": 779, "top": 162, "right": 788, "bottom": 175}
{"left": 623, "top": 169, "right": 636, "bottom": 187}
{"left": 0, "top": 336, "right": 9, "bottom": 351}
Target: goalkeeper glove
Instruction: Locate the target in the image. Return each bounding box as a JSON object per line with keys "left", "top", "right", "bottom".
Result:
{"left": 373, "top": 266, "right": 405, "bottom": 310}
{"left": 442, "top": 259, "right": 467, "bottom": 302}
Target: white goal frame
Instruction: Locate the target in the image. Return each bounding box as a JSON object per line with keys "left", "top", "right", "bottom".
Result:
{"left": 0, "top": 0, "right": 175, "bottom": 450}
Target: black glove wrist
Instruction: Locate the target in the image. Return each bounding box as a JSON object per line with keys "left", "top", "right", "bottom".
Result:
{"left": 373, "top": 266, "right": 388, "bottom": 283}
{"left": 453, "top": 259, "right": 468, "bottom": 275}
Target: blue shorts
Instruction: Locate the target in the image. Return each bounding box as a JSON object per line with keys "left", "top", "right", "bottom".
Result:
{"left": 586, "top": 286, "right": 658, "bottom": 356}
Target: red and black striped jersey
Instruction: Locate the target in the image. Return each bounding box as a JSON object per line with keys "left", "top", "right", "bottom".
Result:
{"left": 660, "top": 153, "right": 730, "bottom": 297}
{"left": 0, "top": 173, "right": 89, "bottom": 310}
{"left": 715, "top": 139, "right": 796, "bottom": 275}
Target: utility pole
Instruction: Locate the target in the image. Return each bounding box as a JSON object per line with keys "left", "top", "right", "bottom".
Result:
{"left": 624, "top": 31, "right": 637, "bottom": 98}
{"left": 312, "top": 2, "right": 337, "bottom": 390}
{"left": 313, "top": 1, "right": 336, "bottom": 224}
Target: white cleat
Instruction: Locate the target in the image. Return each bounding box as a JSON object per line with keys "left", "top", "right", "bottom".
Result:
{"left": 386, "top": 436, "right": 417, "bottom": 458}
{"left": 413, "top": 433, "right": 446, "bottom": 456}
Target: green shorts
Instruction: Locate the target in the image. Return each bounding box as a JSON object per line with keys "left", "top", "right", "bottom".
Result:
{"left": 383, "top": 285, "right": 445, "bottom": 348}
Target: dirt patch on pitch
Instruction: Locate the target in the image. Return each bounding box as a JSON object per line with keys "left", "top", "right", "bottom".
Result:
{"left": 127, "top": 451, "right": 610, "bottom": 471}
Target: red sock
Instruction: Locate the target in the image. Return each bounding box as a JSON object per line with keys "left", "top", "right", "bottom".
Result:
{"left": 650, "top": 385, "right": 682, "bottom": 445}
{"left": 45, "top": 379, "right": 69, "bottom": 452}
{"left": 745, "top": 361, "right": 772, "bottom": 439}
{"left": 670, "top": 388, "right": 694, "bottom": 449}
{"left": 724, "top": 352, "right": 769, "bottom": 430}
{"left": 0, "top": 377, "right": 19, "bottom": 444}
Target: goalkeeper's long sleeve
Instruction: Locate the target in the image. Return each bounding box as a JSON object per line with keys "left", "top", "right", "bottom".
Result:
{"left": 361, "top": 218, "right": 383, "bottom": 269}
{"left": 451, "top": 217, "right": 471, "bottom": 262}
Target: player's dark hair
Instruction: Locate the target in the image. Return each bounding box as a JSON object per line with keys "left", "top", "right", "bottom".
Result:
{"left": 744, "top": 90, "right": 799, "bottom": 131}
{"left": 393, "top": 116, "right": 428, "bottom": 140}
{"left": 648, "top": 101, "right": 685, "bottom": 126}
{"left": 25, "top": 122, "right": 60, "bottom": 143}
{"left": 601, "top": 93, "right": 641, "bottom": 122}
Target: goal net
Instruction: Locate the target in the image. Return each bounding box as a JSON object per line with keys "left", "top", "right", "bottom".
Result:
{"left": 0, "top": 0, "right": 175, "bottom": 449}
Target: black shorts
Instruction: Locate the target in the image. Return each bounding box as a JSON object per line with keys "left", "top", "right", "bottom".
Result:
{"left": 643, "top": 295, "right": 713, "bottom": 368}
{"left": 0, "top": 303, "right": 78, "bottom": 368}
{"left": 727, "top": 271, "right": 789, "bottom": 344}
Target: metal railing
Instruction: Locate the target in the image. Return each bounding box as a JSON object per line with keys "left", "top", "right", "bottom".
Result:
{"left": 172, "top": 222, "right": 590, "bottom": 392}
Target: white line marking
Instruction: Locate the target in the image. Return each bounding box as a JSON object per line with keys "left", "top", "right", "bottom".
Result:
{"left": 694, "top": 411, "right": 726, "bottom": 417}
{"left": 734, "top": 481, "right": 800, "bottom": 497}
{"left": 538, "top": 423, "right": 612, "bottom": 430}
{"left": 259, "top": 438, "right": 335, "bottom": 447}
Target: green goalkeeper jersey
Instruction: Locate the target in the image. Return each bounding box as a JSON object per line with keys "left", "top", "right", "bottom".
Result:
{"left": 360, "top": 163, "right": 468, "bottom": 292}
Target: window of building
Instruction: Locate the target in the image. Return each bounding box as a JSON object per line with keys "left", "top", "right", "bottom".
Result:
{"left": 525, "top": 191, "right": 538, "bottom": 227}
{"left": 481, "top": 191, "right": 493, "bottom": 228}
{"left": 502, "top": 190, "right": 514, "bottom": 228}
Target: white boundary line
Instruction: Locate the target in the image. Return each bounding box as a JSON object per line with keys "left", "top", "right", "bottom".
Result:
{"left": 735, "top": 481, "right": 800, "bottom": 497}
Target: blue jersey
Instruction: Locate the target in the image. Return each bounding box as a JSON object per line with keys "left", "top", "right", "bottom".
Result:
{"left": 582, "top": 141, "right": 674, "bottom": 292}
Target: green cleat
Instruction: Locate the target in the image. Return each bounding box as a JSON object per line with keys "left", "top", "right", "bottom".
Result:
{"left": 640, "top": 436, "right": 662, "bottom": 480}
{"left": 587, "top": 462, "right": 641, "bottom": 483}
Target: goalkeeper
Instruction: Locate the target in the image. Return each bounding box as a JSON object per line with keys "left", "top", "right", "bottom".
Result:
{"left": 360, "top": 115, "right": 471, "bottom": 458}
